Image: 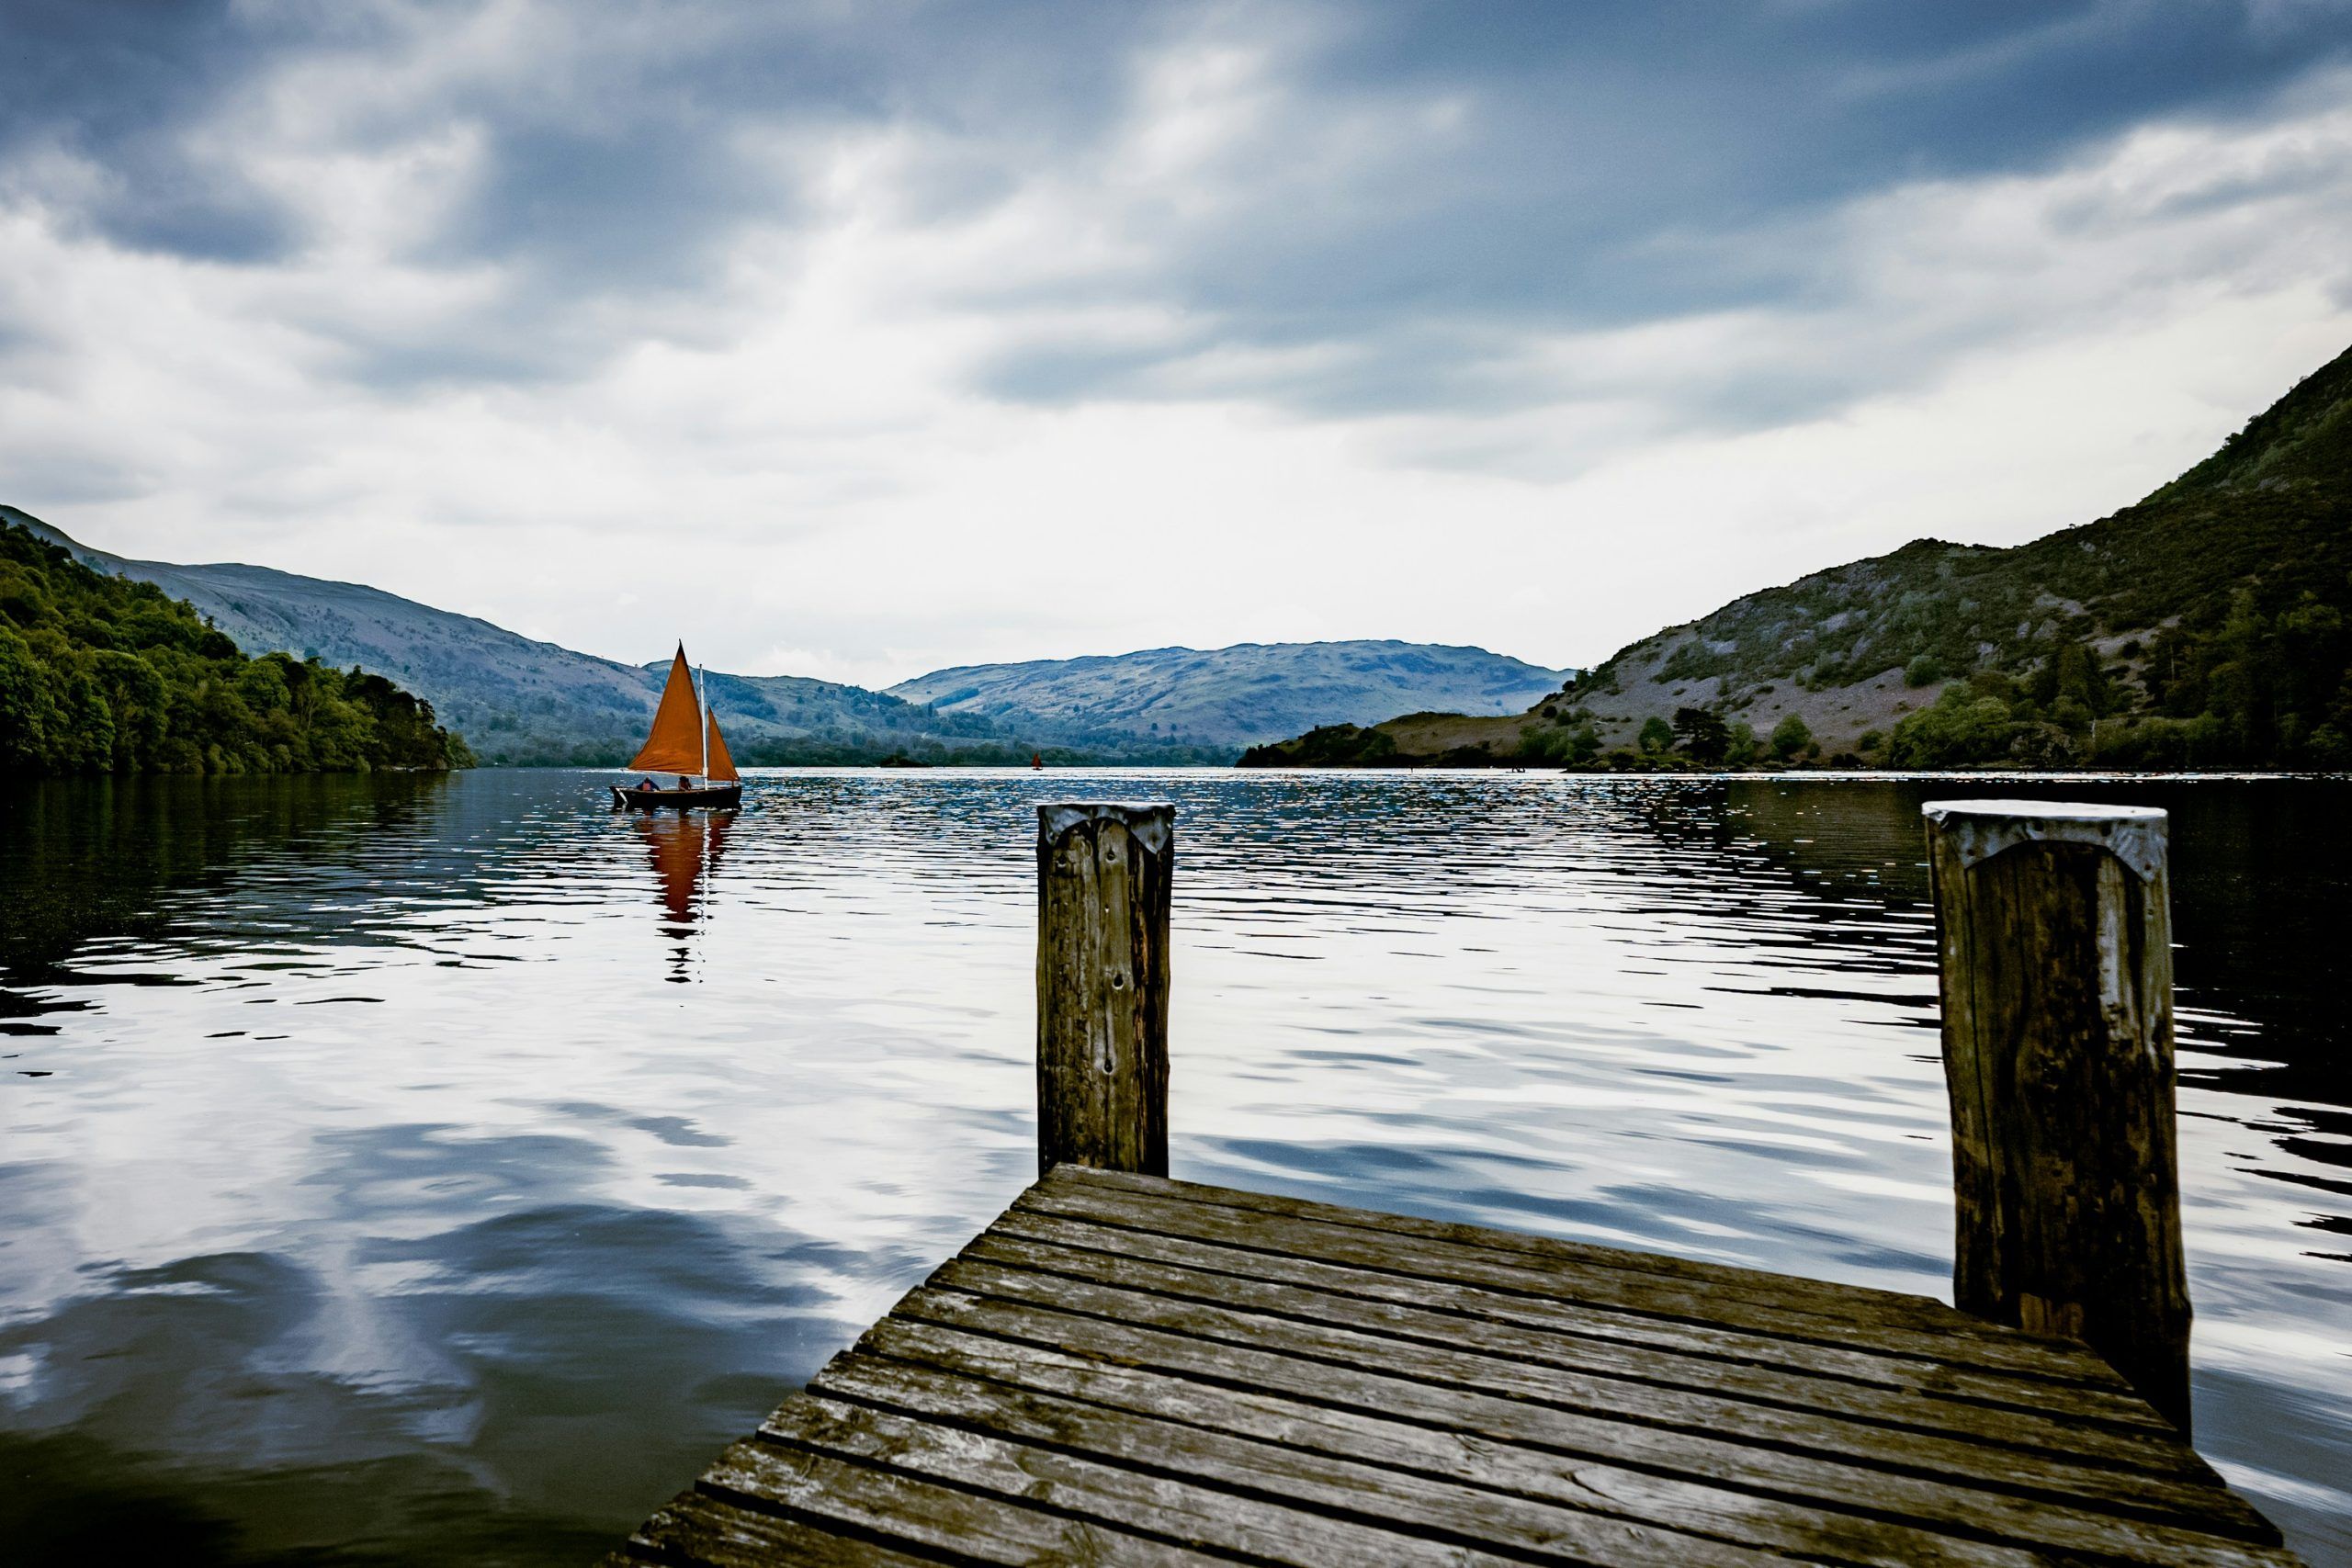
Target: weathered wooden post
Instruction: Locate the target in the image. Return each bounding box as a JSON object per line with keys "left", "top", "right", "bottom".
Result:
{"left": 1035, "top": 802, "right": 1172, "bottom": 1178}
{"left": 1922, "top": 799, "right": 2190, "bottom": 1433}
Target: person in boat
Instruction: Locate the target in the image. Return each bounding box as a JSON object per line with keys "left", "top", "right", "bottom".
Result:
{"left": 677, "top": 775, "right": 692, "bottom": 790}
{"left": 639, "top": 778, "right": 655, "bottom": 791}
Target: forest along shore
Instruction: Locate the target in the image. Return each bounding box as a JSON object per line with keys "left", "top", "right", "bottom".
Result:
{"left": 1, "top": 521, "right": 470, "bottom": 774}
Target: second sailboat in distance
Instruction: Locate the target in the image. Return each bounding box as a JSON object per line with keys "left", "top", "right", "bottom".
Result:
{"left": 612, "top": 643, "right": 743, "bottom": 809}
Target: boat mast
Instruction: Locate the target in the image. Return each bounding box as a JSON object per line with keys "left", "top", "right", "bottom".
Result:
{"left": 697, "top": 666, "right": 709, "bottom": 783}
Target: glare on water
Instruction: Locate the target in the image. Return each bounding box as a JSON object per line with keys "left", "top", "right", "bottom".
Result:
{"left": 1, "top": 769, "right": 2346, "bottom": 1564}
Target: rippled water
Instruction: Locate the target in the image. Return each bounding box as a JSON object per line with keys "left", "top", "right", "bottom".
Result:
{"left": 2, "top": 769, "right": 2346, "bottom": 1564}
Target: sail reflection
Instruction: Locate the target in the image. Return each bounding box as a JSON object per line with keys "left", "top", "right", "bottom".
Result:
{"left": 631, "top": 808, "right": 733, "bottom": 978}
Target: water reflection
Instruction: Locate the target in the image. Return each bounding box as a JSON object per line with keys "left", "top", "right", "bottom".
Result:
{"left": 628, "top": 808, "right": 734, "bottom": 979}
{"left": 0, "top": 769, "right": 2344, "bottom": 1565}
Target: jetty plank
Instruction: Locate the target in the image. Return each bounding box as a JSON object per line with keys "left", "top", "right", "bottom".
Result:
{"left": 762, "top": 1393, "right": 1537, "bottom": 1568}
{"left": 927, "top": 1247, "right": 2219, "bottom": 1502}
{"left": 1016, "top": 1171, "right": 2121, "bottom": 1384}
{"left": 612, "top": 1165, "right": 2302, "bottom": 1568}
{"left": 976, "top": 1211, "right": 2188, "bottom": 1461}
{"left": 609, "top": 1492, "right": 940, "bottom": 1568}
{"left": 892, "top": 1285, "right": 2271, "bottom": 1563}
{"left": 831, "top": 1318, "right": 2045, "bottom": 1568}
{"left": 807, "top": 1348, "right": 1796, "bottom": 1568}
{"left": 1069, "top": 1165, "right": 2008, "bottom": 1327}
{"left": 982, "top": 1204, "right": 2169, "bottom": 1431}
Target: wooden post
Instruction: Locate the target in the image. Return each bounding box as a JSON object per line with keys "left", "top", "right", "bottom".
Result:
{"left": 1922, "top": 799, "right": 2190, "bottom": 1433}
{"left": 1035, "top": 802, "right": 1172, "bottom": 1178}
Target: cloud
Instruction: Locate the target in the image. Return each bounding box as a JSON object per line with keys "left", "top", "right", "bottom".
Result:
{"left": 0, "top": 2, "right": 2349, "bottom": 682}
{"left": 10, "top": 1, "right": 2346, "bottom": 403}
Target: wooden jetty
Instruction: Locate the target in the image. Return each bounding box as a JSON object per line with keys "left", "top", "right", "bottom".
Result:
{"left": 608, "top": 800, "right": 2304, "bottom": 1567}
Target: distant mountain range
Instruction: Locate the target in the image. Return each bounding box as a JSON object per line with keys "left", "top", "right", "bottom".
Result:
{"left": 2, "top": 507, "right": 1565, "bottom": 765}
{"left": 888, "top": 643, "right": 1568, "bottom": 750}
{"left": 1245, "top": 340, "right": 2352, "bottom": 771}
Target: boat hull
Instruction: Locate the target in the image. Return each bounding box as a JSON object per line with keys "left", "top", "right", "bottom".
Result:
{"left": 612, "top": 783, "right": 743, "bottom": 810}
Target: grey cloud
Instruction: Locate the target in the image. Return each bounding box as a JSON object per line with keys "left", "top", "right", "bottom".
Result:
{"left": 6, "top": 0, "right": 2350, "bottom": 417}
{"left": 360, "top": 1, "right": 1149, "bottom": 278}
{"left": 972, "top": 1, "right": 2352, "bottom": 424}
{"left": 1, "top": 0, "right": 323, "bottom": 260}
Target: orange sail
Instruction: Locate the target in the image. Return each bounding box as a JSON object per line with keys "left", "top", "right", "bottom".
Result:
{"left": 705, "top": 707, "right": 740, "bottom": 783}
{"left": 630, "top": 645, "right": 707, "bottom": 774}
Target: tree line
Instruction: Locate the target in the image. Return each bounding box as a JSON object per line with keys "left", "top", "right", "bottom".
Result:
{"left": 1, "top": 522, "right": 472, "bottom": 774}
{"left": 1516, "top": 705, "right": 1818, "bottom": 770}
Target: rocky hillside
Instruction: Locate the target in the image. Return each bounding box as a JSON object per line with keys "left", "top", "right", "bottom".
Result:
{"left": 1246, "top": 340, "right": 2352, "bottom": 771}
{"left": 888, "top": 640, "right": 1570, "bottom": 750}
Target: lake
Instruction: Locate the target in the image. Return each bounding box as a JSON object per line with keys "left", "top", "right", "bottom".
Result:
{"left": 2, "top": 769, "right": 2346, "bottom": 1564}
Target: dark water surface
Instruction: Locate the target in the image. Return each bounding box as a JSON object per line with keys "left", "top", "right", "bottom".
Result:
{"left": 2, "top": 769, "right": 2346, "bottom": 1564}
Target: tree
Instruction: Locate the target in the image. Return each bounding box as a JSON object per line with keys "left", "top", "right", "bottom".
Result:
{"left": 1670, "top": 706, "right": 1729, "bottom": 763}
{"left": 1724, "top": 721, "right": 1759, "bottom": 768}
{"left": 0, "top": 626, "right": 60, "bottom": 768}
{"left": 2033, "top": 641, "right": 2115, "bottom": 718}
{"left": 1521, "top": 718, "right": 1608, "bottom": 766}
{"left": 1769, "top": 713, "right": 1813, "bottom": 761}
{"left": 1637, "top": 715, "right": 1674, "bottom": 754}
{"left": 1887, "top": 685, "right": 2016, "bottom": 767}
{"left": 1240, "top": 723, "right": 1394, "bottom": 767}
{"left": 2307, "top": 724, "right": 2352, "bottom": 770}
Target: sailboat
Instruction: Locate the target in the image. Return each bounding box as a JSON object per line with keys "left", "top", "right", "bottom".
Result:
{"left": 612, "top": 644, "right": 743, "bottom": 809}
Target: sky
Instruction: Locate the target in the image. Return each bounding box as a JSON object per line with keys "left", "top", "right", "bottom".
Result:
{"left": 4, "top": 1, "right": 2352, "bottom": 687}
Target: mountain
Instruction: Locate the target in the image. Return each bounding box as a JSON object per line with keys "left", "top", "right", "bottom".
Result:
{"left": 0, "top": 508, "right": 1081, "bottom": 766}
{"left": 1, "top": 520, "right": 469, "bottom": 773}
{"left": 6, "top": 508, "right": 1567, "bottom": 765}
{"left": 888, "top": 641, "right": 1571, "bottom": 750}
{"left": 1244, "top": 340, "right": 2352, "bottom": 771}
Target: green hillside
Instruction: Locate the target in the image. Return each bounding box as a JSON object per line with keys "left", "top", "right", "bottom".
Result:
{"left": 1, "top": 521, "right": 471, "bottom": 774}
{"left": 1249, "top": 341, "right": 2352, "bottom": 771}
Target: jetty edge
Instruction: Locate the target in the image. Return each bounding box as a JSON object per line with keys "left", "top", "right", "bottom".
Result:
{"left": 606, "top": 798, "right": 2303, "bottom": 1567}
